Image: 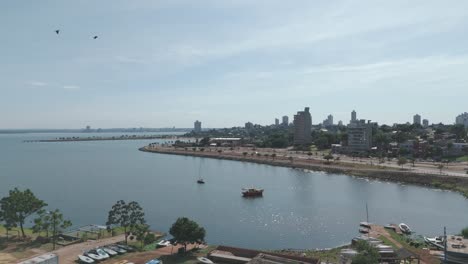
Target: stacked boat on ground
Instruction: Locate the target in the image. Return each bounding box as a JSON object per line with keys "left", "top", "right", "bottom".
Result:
{"left": 78, "top": 244, "right": 135, "bottom": 263}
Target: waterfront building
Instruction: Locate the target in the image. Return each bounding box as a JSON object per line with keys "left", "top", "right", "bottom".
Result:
{"left": 275, "top": 118, "right": 279, "bottom": 126}
{"left": 413, "top": 114, "right": 421, "bottom": 125}
{"left": 282, "top": 115, "right": 289, "bottom": 126}
{"left": 293, "top": 107, "right": 312, "bottom": 145}
{"left": 245, "top": 122, "right": 254, "bottom": 131}
{"left": 194, "top": 120, "right": 202, "bottom": 133}
{"left": 422, "top": 119, "right": 429, "bottom": 128}
{"left": 456, "top": 112, "right": 468, "bottom": 128}
{"left": 347, "top": 119, "right": 373, "bottom": 153}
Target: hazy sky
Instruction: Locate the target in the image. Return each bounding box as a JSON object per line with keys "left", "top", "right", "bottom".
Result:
{"left": 1, "top": 0, "right": 468, "bottom": 129}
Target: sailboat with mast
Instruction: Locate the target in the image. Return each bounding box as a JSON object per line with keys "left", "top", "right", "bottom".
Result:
{"left": 196, "top": 159, "right": 205, "bottom": 184}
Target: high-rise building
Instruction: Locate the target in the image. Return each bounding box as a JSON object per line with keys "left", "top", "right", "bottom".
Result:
{"left": 293, "top": 107, "right": 312, "bottom": 145}
{"left": 350, "top": 110, "right": 357, "bottom": 124}
{"left": 413, "top": 114, "right": 421, "bottom": 125}
{"left": 422, "top": 119, "right": 429, "bottom": 128}
{"left": 322, "top": 114, "right": 333, "bottom": 126}
{"left": 282, "top": 116, "right": 289, "bottom": 126}
{"left": 194, "top": 120, "right": 202, "bottom": 133}
{"left": 275, "top": 118, "right": 279, "bottom": 126}
{"left": 456, "top": 112, "right": 468, "bottom": 128}
{"left": 338, "top": 120, "right": 343, "bottom": 126}
{"left": 245, "top": 122, "right": 254, "bottom": 130}
{"left": 347, "top": 119, "right": 373, "bottom": 153}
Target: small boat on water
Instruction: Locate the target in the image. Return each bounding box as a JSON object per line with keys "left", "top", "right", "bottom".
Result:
{"left": 78, "top": 255, "right": 95, "bottom": 263}
{"left": 197, "top": 179, "right": 205, "bottom": 184}
{"left": 242, "top": 188, "right": 264, "bottom": 197}
{"left": 399, "top": 223, "right": 412, "bottom": 234}
{"left": 197, "top": 257, "right": 214, "bottom": 264}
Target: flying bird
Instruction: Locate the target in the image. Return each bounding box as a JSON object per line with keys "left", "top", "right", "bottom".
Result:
{"left": 55, "top": 30, "right": 60, "bottom": 34}
{"left": 93, "top": 36, "right": 98, "bottom": 39}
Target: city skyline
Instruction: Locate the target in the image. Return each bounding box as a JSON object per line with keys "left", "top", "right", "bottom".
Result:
{"left": 1, "top": 1, "right": 468, "bottom": 129}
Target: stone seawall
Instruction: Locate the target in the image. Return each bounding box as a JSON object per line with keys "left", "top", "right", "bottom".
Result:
{"left": 139, "top": 147, "right": 468, "bottom": 198}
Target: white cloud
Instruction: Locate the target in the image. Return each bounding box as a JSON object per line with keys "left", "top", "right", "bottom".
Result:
{"left": 29, "top": 81, "right": 48, "bottom": 87}
{"left": 63, "top": 85, "right": 80, "bottom": 90}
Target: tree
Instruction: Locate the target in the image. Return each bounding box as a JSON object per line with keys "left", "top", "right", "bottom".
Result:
{"left": 242, "top": 152, "right": 248, "bottom": 158}
{"left": 271, "top": 153, "right": 277, "bottom": 160}
{"left": 288, "top": 156, "right": 294, "bottom": 164}
{"left": 352, "top": 240, "right": 379, "bottom": 264}
{"left": 106, "top": 200, "right": 146, "bottom": 244}
{"left": 199, "top": 137, "right": 210, "bottom": 146}
{"left": 0, "top": 188, "right": 47, "bottom": 237}
{"left": 134, "top": 224, "right": 156, "bottom": 248}
{"left": 461, "top": 227, "right": 468, "bottom": 239}
{"left": 32, "top": 209, "right": 71, "bottom": 239}
{"left": 169, "top": 217, "right": 206, "bottom": 252}
{"left": 324, "top": 153, "right": 334, "bottom": 163}
{"left": 307, "top": 152, "right": 312, "bottom": 159}
{"left": 397, "top": 157, "right": 407, "bottom": 168}
{"left": 33, "top": 209, "right": 72, "bottom": 249}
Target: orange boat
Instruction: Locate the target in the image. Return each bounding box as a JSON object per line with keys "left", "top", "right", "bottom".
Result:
{"left": 242, "top": 188, "right": 264, "bottom": 197}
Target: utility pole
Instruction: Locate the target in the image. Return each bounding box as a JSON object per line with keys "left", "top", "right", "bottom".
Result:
{"left": 366, "top": 203, "right": 369, "bottom": 223}
{"left": 444, "top": 226, "right": 447, "bottom": 264}
{"left": 49, "top": 211, "right": 57, "bottom": 250}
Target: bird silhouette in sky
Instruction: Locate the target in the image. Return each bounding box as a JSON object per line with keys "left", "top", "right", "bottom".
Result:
{"left": 93, "top": 36, "right": 98, "bottom": 39}
{"left": 55, "top": 30, "right": 60, "bottom": 34}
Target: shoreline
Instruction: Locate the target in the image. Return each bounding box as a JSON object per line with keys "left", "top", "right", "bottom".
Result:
{"left": 139, "top": 146, "right": 468, "bottom": 198}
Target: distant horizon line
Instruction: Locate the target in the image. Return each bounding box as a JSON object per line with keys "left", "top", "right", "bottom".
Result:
{"left": 0, "top": 119, "right": 459, "bottom": 133}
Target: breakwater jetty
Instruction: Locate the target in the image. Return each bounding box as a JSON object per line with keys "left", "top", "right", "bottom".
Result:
{"left": 24, "top": 135, "right": 189, "bottom": 143}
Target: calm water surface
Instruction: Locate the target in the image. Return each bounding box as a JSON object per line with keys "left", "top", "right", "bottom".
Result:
{"left": 1, "top": 133, "right": 467, "bottom": 249}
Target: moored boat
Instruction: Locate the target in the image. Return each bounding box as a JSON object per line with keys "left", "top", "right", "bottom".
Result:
{"left": 242, "top": 188, "right": 264, "bottom": 197}
{"left": 85, "top": 252, "right": 104, "bottom": 261}
{"left": 95, "top": 248, "right": 110, "bottom": 259}
{"left": 399, "top": 223, "right": 412, "bottom": 234}
{"left": 102, "top": 247, "right": 118, "bottom": 256}
{"left": 359, "top": 227, "right": 369, "bottom": 234}
{"left": 197, "top": 256, "right": 214, "bottom": 264}
{"left": 78, "top": 255, "right": 95, "bottom": 263}
{"left": 108, "top": 245, "right": 127, "bottom": 254}
{"left": 197, "top": 179, "right": 205, "bottom": 184}
{"left": 424, "top": 236, "right": 444, "bottom": 249}
{"left": 359, "top": 222, "right": 371, "bottom": 228}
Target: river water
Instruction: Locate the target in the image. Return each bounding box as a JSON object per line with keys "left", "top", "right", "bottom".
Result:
{"left": 1, "top": 132, "right": 467, "bottom": 249}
